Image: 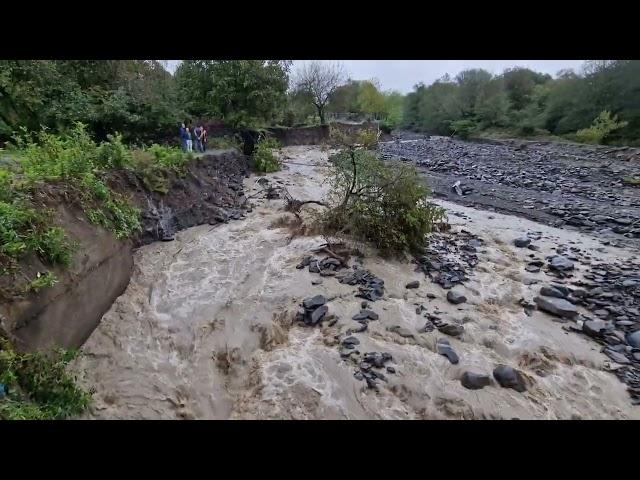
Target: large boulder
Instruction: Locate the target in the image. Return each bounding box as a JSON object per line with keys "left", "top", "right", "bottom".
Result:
{"left": 534, "top": 295, "right": 579, "bottom": 319}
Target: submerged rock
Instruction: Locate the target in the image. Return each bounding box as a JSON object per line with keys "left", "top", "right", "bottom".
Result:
{"left": 303, "top": 295, "right": 327, "bottom": 310}
{"left": 461, "top": 372, "right": 491, "bottom": 390}
{"left": 437, "top": 323, "right": 464, "bottom": 337}
{"left": 436, "top": 338, "right": 459, "bottom": 364}
{"left": 493, "top": 365, "right": 527, "bottom": 392}
{"left": 447, "top": 291, "right": 467, "bottom": 305}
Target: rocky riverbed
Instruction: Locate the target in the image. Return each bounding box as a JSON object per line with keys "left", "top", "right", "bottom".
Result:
{"left": 71, "top": 146, "right": 640, "bottom": 419}
{"left": 379, "top": 135, "right": 640, "bottom": 247}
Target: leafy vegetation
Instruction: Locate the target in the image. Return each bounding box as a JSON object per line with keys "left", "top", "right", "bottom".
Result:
{"left": 575, "top": 111, "right": 629, "bottom": 144}
{"left": 0, "top": 338, "right": 91, "bottom": 419}
{"left": 403, "top": 61, "right": 640, "bottom": 145}
{"left": 24, "top": 271, "right": 58, "bottom": 293}
{"left": 321, "top": 129, "right": 445, "bottom": 255}
{"left": 252, "top": 137, "right": 281, "bottom": 173}
{"left": 0, "top": 124, "right": 195, "bottom": 293}
{"left": 0, "top": 60, "right": 182, "bottom": 144}
{"left": 175, "top": 61, "right": 291, "bottom": 128}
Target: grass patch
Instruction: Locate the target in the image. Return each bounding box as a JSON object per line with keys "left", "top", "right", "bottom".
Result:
{"left": 0, "top": 338, "right": 91, "bottom": 419}
{"left": 623, "top": 176, "right": 640, "bottom": 186}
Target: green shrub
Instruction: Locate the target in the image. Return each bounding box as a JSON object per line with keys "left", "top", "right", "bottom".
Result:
{"left": 253, "top": 136, "right": 281, "bottom": 173}
{"left": 283, "top": 110, "right": 296, "bottom": 127}
{"left": 379, "top": 121, "right": 393, "bottom": 135}
{"left": 322, "top": 136, "right": 445, "bottom": 255}
{"left": 97, "top": 133, "right": 132, "bottom": 169}
{"left": 206, "top": 136, "right": 240, "bottom": 150}
{"left": 449, "top": 119, "right": 478, "bottom": 140}
{"left": 24, "top": 271, "right": 58, "bottom": 293}
{"left": 518, "top": 124, "right": 536, "bottom": 136}
{"left": 575, "top": 111, "right": 629, "bottom": 144}
{"left": 0, "top": 339, "right": 91, "bottom": 420}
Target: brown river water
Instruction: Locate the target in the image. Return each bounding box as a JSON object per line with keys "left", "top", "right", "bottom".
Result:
{"left": 71, "top": 146, "right": 640, "bottom": 419}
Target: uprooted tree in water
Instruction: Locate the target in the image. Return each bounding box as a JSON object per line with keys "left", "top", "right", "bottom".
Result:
{"left": 319, "top": 127, "right": 445, "bottom": 256}
{"left": 265, "top": 127, "right": 445, "bottom": 256}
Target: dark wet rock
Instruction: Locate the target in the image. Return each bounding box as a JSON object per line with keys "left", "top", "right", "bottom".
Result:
{"left": 447, "top": 291, "right": 467, "bottom": 305}
{"left": 308, "top": 261, "right": 320, "bottom": 273}
{"left": 437, "top": 323, "right": 464, "bottom": 337}
{"left": 406, "top": 280, "right": 420, "bottom": 289}
{"left": 354, "top": 371, "right": 364, "bottom": 381}
{"left": 534, "top": 295, "right": 579, "bottom": 319}
{"left": 303, "top": 295, "right": 327, "bottom": 310}
{"left": 310, "top": 305, "right": 328, "bottom": 325}
{"left": 342, "top": 336, "right": 360, "bottom": 347}
{"left": 339, "top": 348, "right": 358, "bottom": 358}
{"left": 549, "top": 256, "right": 575, "bottom": 271}
{"left": 550, "top": 284, "right": 572, "bottom": 297}
{"left": 493, "top": 365, "right": 527, "bottom": 392}
{"left": 525, "top": 264, "right": 541, "bottom": 273}
{"left": 351, "top": 323, "right": 368, "bottom": 333}
{"left": 627, "top": 330, "right": 640, "bottom": 348}
{"left": 296, "top": 256, "right": 312, "bottom": 269}
{"left": 427, "top": 293, "right": 437, "bottom": 299}
{"left": 604, "top": 348, "right": 631, "bottom": 365}
{"left": 352, "top": 311, "right": 369, "bottom": 321}
{"left": 436, "top": 338, "right": 459, "bottom": 364}
{"left": 514, "top": 237, "right": 531, "bottom": 248}
{"left": 386, "top": 366, "right": 396, "bottom": 374}
{"left": 461, "top": 372, "right": 491, "bottom": 390}
{"left": 362, "top": 310, "right": 379, "bottom": 320}
{"left": 540, "top": 286, "right": 567, "bottom": 298}
{"left": 582, "top": 320, "right": 609, "bottom": 338}
{"left": 361, "top": 301, "right": 369, "bottom": 309}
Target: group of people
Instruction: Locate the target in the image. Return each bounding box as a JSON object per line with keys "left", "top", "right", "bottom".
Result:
{"left": 179, "top": 123, "right": 208, "bottom": 153}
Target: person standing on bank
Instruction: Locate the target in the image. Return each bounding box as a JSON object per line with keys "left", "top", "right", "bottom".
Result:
{"left": 179, "top": 123, "right": 188, "bottom": 151}
{"left": 186, "top": 126, "right": 193, "bottom": 152}
{"left": 193, "top": 124, "right": 203, "bottom": 152}
{"left": 201, "top": 125, "right": 208, "bottom": 152}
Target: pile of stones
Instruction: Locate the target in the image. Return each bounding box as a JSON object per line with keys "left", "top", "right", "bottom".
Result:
{"left": 414, "top": 230, "right": 483, "bottom": 289}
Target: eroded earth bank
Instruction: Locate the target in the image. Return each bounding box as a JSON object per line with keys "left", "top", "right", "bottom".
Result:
{"left": 72, "top": 146, "right": 640, "bottom": 419}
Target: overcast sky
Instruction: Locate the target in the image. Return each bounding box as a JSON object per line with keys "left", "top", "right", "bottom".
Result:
{"left": 165, "top": 60, "right": 585, "bottom": 93}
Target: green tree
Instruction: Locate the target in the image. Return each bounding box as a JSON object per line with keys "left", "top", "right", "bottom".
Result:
{"left": 357, "top": 80, "right": 386, "bottom": 119}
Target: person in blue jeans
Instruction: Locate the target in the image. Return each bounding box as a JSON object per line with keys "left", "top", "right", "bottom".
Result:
{"left": 179, "top": 123, "right": 188, "bottom": 151}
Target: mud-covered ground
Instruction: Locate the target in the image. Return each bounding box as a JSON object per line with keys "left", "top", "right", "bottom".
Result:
{"left": 379, "top": 135, "right": 640, "bottom": 248}
{"left": 71, "top": 146, "right": 640, "bottom": 419}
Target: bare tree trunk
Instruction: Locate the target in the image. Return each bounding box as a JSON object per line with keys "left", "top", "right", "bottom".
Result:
{"left": 317, "top": 104, "right": 325, "bottom": 125}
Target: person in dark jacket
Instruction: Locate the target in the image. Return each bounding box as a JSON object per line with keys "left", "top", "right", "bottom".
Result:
{"left": 193, "top": 125, "right": 203, "bottom": 152}
{"left": 201, "top": 125, "right": 208, "bottom": 152}
{"left": 179, "top": 123, "right": 188, "bottom": 151}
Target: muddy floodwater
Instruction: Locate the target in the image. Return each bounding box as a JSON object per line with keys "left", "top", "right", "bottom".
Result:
{"left": 72, "top": 146, "right": 640, "bottom": 419}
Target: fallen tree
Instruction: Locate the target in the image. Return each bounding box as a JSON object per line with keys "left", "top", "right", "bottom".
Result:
{"left": 320, "top": 127, "right": 446, "bottom": 256}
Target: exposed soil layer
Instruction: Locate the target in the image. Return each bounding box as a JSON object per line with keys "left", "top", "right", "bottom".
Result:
{"left": 379, "top": 135, "right": 640, "bottom": 248}
{"left": 0, "top": 149, "right": 250, "bottom": 351}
